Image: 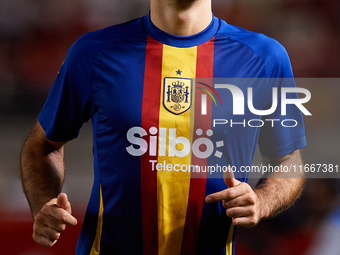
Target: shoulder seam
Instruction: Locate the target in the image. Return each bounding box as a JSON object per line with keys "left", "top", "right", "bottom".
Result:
{"left": 216, "top": 33, "right": 268, "bottom": 76}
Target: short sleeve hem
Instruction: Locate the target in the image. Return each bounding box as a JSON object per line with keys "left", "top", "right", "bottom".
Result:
{"left": 38, "top": 112, "right": 80, "bottom": 142}
{"left": 259, "top": 136, "right": 307, "bottom": 158}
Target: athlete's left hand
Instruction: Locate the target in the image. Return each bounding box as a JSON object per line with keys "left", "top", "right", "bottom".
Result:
{"left": 205, "top": 169, "right": 262, "bottom": 228}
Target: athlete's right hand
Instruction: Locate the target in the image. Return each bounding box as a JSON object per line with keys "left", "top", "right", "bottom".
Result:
{"left": 32, "top": 193, "right": 78, "bottom": 247}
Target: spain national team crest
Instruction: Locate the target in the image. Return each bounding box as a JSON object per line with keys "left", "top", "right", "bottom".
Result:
{"left": 163, "top": 77, "right": 192, "bottom": 115}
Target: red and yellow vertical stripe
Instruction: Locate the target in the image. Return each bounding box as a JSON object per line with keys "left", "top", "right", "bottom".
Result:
{"left": 140, "top": 37, "right": 163, "bottom": 255}
{"left": 180, "top": 39, "right": 214, "bottom": 255}
{"left": 157, "top": 44, "right": 197, "bottom": 255}
{"left": 139, "top": 37, "right": 234, "bottom": 255}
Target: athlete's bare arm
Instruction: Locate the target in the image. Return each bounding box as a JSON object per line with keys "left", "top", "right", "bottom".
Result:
{"left": 20, "top": 122, "right": 77, "bottom": 247}
{"left": 205, "top": 149, "right": 304, "bottom": 228}
{"left": 256, "top": 150, "right": 305, "bottom": 220}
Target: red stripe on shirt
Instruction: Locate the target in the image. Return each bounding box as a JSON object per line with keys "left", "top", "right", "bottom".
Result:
{"left": 140, "top": 36, "right": 163, "bottom": 255}
{"left": 180, "top": 38, "right": 215, "bottom": 255}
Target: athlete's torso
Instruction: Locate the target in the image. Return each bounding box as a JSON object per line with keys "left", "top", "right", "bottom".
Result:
{"left": 39, "top": 14, "right": 306, "bottom": 255}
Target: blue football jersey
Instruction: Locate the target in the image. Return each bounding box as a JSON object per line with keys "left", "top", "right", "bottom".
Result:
{"left": 39, "top": 14, "right": 306, "bottom": 255}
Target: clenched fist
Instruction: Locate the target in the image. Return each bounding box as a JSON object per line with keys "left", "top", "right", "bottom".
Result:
{"left": 33, "top": 193, "right": 78, "bottom": 247}
{"left": 205, "top": 169, "right": 262, "bottom": 228}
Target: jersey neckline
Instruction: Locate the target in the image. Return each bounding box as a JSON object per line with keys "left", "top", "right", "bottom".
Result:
{"left": 142, "top": 13, "right": 219, "bottom": 47}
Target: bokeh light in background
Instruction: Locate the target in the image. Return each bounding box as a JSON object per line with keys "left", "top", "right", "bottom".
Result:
{"left": 0, "top": 0, "right": 339, "bottom": 254}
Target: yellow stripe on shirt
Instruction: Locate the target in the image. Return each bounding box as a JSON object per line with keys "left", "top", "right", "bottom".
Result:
{"left": 157, "top": 45, "right": 197, "bottom": 255}
{"left": 226, "top": 224, "right": 234, "bottom": 255}
{"left": 90, "top": 185, "right": 104, "bottom": 255}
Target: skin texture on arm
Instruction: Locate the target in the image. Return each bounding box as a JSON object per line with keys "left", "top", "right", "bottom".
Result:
{"left": 20, "top": 121, "right": 77, "bottom": 247}
{"left": 20, "top": 122, "right": 65, "bottom": 216}
{"left": 205, "top": 149, "right": 305, "bottom": 228}
{"left": 256, "top": 150, "right": 305, "bottom": 220}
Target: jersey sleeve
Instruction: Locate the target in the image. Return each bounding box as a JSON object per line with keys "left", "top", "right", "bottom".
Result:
{"left": 38, "top": 37, "right": 95, "bottom": 142}
{"left": 258, "top": 42, "right": 307, "bottom": 157}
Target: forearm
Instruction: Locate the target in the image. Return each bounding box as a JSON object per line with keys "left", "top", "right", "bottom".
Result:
{"left": 20, "top": 124, "right": 65, "bottom": 217}
{"left": 255, "top": 150, "right": 305, "bottom": 220}
{"left": 255, "top": 177, "right": 304, "bottom": 220}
